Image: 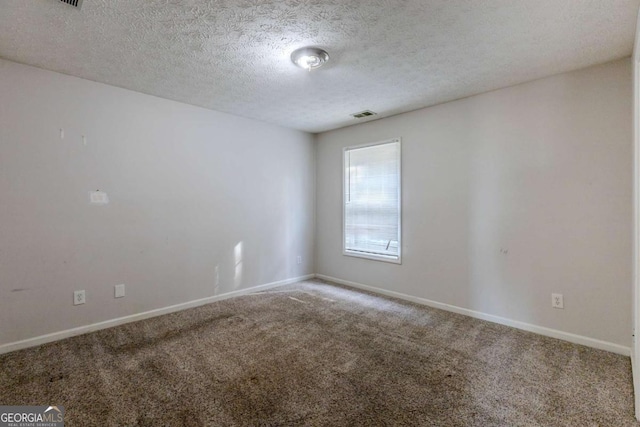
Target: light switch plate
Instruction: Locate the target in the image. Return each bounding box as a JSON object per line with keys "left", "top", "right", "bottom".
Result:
{"left": 89, "top": 191, "right": 109, "bottom": 205}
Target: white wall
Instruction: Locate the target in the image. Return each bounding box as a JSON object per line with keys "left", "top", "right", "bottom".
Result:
{"left": 316, "top": 58, "right": 632, "bottom": 348}
{"left": 0, "top": 59, "right": 315, "bottom": 346}
{"left": 1, "top": 56, "right": 632, "bottom": 351}
{"left": 632, "top": 10, "right": 640, "bottom": 418}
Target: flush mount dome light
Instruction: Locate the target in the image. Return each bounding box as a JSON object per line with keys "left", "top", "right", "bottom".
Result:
{"left": 291, "top": 47, "right": 329, "bottom": 71}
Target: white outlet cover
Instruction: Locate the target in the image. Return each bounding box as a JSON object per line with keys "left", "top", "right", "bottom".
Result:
{"left": 115, "top": 284, "right": 125, "bottom": 298}
{"left": 74, "top": 290, "right": 86, "bottom": 305}
{"left": 89, "top": 191, "right": 109, "bottom": 205}
{"left": 552, "top": 293, "right": 564, "bottom": 309}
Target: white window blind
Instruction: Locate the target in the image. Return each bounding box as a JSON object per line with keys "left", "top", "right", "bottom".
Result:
{"left": 344, "top": 139, "right": 401, "bottom": 263}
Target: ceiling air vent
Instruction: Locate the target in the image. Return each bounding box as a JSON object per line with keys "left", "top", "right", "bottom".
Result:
{"left": 59, "top": 0, "right": 83, "bottom": 9}
{"left": 351, "top": 110, "right": 377, "bottom": 119}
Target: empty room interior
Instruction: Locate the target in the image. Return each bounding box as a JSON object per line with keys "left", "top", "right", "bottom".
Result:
{"left": 4, "top": 0, "right": 640, "bottom": 425}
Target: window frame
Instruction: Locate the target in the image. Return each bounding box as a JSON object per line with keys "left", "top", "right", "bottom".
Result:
{"left": 342, "top": 137, "right": 402, "bottom": 264}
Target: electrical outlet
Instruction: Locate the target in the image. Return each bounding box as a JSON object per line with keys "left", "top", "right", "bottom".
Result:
{"left": 552, "top": 293, "right": 564, "bottom": 309}
{"left": 114, "top": 284, "right": 125, "bottom": 298}
{"left": 297, "top": 255, "right": 302, "bottom": 265}
{"left": 74, "top": 290, "right": 86, "bottom": 305}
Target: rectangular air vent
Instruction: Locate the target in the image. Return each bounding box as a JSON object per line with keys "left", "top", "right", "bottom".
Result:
{"left": 352, "top": 110, "right": 377, "bottom": 119}
{"left": 59, "top": 0, "right": 83, "bottom": 9}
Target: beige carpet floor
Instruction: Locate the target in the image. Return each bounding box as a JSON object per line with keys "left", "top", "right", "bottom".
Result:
{"left": 0, "top": 279, "right": 637, "bottom": 426}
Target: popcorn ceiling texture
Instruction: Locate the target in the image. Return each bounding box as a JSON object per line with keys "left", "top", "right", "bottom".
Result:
{"left": 0, "top": 0, "right": 638, "bottom": 133}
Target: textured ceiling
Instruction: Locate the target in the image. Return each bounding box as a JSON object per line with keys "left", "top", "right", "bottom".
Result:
{"left": 0, "top": 0, "right": 638, "bottom": 133}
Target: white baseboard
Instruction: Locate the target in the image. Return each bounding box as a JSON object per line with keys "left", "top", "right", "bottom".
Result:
{"left": 2, "top": 273, "right": 629, "bottom": 358}
{"left": 632, "top": 345, "right": 640, "bottom": 420}
{"left": 316, "top": 274, "right": 631, "bottom": 356}
{"left": 0, "top": 274, "right": 314, "bottom": 355}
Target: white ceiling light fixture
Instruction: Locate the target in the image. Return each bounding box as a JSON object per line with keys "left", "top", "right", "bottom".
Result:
{"left": 291, "top": 47, "right": 329, "bottom": 71}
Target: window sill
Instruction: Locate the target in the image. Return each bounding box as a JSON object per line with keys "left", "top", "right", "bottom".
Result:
{"left": 343, "top": 250, "right": 402, "bottom": 264}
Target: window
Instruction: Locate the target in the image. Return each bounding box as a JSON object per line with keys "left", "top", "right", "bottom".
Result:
{"left": 343, "top": 138, "right": 401, "bottom": 263}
